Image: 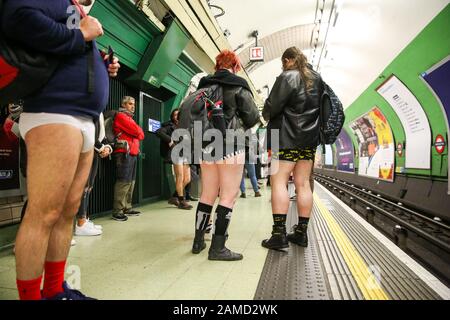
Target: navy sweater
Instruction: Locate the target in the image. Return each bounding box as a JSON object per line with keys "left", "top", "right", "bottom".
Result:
{"left": 1, "top": 0, "right": 109, "bottom": 119}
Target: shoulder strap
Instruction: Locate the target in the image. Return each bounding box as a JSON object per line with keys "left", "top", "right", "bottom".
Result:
{"left": 71, "top": 0, "right": 87, "bottom": 18}
{"left": 71, "top": 0, "right": 95, "bottom": 93}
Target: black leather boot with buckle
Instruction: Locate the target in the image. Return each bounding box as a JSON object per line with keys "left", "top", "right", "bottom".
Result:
{"left": 261, "top": 225, "right": 289, "bottom": 250}
{"left": 287, "top": 224, "right": 308, "bottom": 247}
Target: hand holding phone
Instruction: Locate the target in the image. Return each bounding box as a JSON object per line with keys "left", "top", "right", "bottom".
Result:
{"left": 108, "top": 46, "right": 114, "bottom": 64}
{"left": 105, "top": 46, "right": 120, "bottom": 77}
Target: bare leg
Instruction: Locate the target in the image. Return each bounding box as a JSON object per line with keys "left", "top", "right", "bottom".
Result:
{"left": 15, "top": 125, "right": 84, "bottom": 280}
{"left": 199, "top": 162, "right": 219, "bottom": 206}
{"left": 173, "top": 164, "right": 185, "bottom": 198}
{"left": 294, "top": 160, "right": 314, "bottom": 218}
{"left": 183, "top": 164, "right": 191, "bottom": 189}
{"left": 270, "top": 160, "right": 296, "bottom": 214}
{"left": 46, "top": 150, "right": 93, "bottom": 262}
{"left": 208, "top": 153, "right": 245, "bottom": 261}
{"left": 217, "top": 153, "right": 245, "bottom": 208}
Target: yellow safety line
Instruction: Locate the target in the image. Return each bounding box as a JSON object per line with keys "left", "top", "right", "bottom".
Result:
{"left": 314, "top": 193, "right": 390, "bottom": 300}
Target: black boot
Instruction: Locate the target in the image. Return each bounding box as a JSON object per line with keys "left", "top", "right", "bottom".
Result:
{"left": 261, "top": 225, "right": 289, "bottom": 250}
{"left": 287, "top": 224, "right": 308, "bottom": 247}
{"left": 192, "top": 229, "right": 207, "bottom": 254}
{"left": 208, "top": 235, "right": 243, "bottom": 261}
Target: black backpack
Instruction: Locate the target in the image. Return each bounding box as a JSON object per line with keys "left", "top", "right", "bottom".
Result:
{"left": 178, "top": 84, "right": 226, "bottom": 139}
{"left": 103, "top": 110, "right": 130, "bottom": 152}
{"left": 319, "top": 81, "right": 345, "bottom": 145}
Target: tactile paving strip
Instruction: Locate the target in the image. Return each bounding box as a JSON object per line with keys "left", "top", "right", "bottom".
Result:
{"left": 254, "top": 183, "right": 330, "bottom": 300}
{"left": 254, "top": 223, "right": 330, "bottom": 300}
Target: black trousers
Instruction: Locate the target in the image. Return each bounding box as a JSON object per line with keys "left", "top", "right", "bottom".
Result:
{"left": 76, "top": 153, "right": 99, "bottom": 219}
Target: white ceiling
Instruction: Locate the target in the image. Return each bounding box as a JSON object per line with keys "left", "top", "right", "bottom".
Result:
{"left": 210, "top": 0, "right": 449, "bottom": 109}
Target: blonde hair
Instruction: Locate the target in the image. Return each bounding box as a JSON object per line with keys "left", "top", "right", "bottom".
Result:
{"left": 282, "top": 47, "right": 313, "bottom": 91}
{"left": 121, "top": 96, "right": 135, "bottom": 106}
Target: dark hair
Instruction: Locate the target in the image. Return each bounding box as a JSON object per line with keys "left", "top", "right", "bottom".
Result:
{"left": 170, "top": 108, "right": 179, "bottom": 122}
{"left": 282, "top": 47, "right": 313, "bottom": 91}
{"left": 215, "top": 50, "right": 242, "bottom": 73}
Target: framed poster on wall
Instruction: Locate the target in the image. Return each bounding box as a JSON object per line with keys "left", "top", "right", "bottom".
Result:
{"left": 0, "top": 106, "right": 23, "bottom": 197}
{"left": 376, "top": 75, "right": 432, "bottom": 169}
{"left": 350, "top": 107, "right": 395, "bottom": 182}
{"left": 335, "top": 130, "right": 355, "bottom": 173}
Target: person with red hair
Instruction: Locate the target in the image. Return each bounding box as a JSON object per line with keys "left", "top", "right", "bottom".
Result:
{"left": 190, "top": 50, "right": 260, "bottom": 261}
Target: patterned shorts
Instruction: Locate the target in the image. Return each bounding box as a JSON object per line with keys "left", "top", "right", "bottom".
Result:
{"left": 273, "top": 147, "right": 317, "bottom": 162}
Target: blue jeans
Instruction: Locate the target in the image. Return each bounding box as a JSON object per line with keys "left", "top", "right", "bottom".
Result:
{"left": 240, "top": 162, "right": 259, "bottom": 193}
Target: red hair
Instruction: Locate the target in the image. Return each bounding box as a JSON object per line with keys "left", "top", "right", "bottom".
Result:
{"left": 215, "top": 50, "right": 241, "bottom": 73}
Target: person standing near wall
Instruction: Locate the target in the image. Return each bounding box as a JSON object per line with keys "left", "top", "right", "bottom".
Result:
{"left": 2, "top": 0, "right": 120, "bottom": 300}
{"left": 156, "top": 108, "right": 193, "bottom": 210}
{"left": 111, "top": 96, "right": 144, "bottom": 221}
{"left": 75, "top": 113, "right": 111, "bottom": 235}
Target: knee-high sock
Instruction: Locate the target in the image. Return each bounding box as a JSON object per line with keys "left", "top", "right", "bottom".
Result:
{"left": 213, "top": 205, "right": 233, "bottom": 236}
{"left": 195, "top": 202, "right": 213, "bottom": 231}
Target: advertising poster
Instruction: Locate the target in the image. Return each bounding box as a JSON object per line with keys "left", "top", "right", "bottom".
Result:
{"left": 0, "top": 110, "right": 20, "bottom": 193}
{"left": 335, "top": 130, "right": 355, "bottom": 173}
{"left": 421, "top": 56, "right": 450, "bottom": 194}
{"left": 350, "top": 107, "right": 395, "bottom": 182}
{"left": 376, "top": 75, "right": 431, "bottom": 169}
{"left": 325, "top": 145, "right": 334, "bottom": 166}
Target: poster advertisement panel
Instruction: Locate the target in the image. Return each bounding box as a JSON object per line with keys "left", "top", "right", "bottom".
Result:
{"left": 421, "top": 56, "right": 450, "bottom": 194}
{"left": 350, "top": 107, "right": 395, "bottom": 182}
{"left": 324, "top": 145, "right": 334, "bottom": 166}
{"left": 335, "top": 130, "right": 355, "bottom": 173}
{"left": 377, "top": 75, "right": 431, "bottom": 169}
{"left": 0, "top": 110, "right": 21, "bottom": 194}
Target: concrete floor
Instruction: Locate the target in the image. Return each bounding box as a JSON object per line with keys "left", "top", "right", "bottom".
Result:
{"left": 0, "top": 182, "right": 272, "bottom": 300}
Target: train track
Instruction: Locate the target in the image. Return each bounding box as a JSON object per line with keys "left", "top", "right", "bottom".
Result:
{"left": 314, "top": 173, "right": 450, "bottom": 286}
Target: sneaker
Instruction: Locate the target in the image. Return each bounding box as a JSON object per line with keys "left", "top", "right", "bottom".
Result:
{"left": 112, "top": 213, "right": 128, "bottom": 221}
{"left": 178, "top": 200, "right": 193, "bottom": 210}
{"left": 86, "top": 219, "right": 102, "bottom": 230}
{"left": 240, "top": 193, "right": 246, "bottom": 198}
{"left": 254, "top": 191, "right": 262, "bottom": 197}
{"left": 124, "top": 209, "right": 141, "bottom": 216}
{"left": 75, "top": 221, "right": 102, "bottom": 236}
{"left": 71, "top": 239, "right": 77, "bottom": 246}
{"left": 44, "top": 281, "right": 95, "bottom": 300}
{"left": 168, "top": 197, "right": 179, "bottom": 207}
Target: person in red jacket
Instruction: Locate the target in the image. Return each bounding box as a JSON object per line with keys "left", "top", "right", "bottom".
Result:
{"left": 112, "top": 96, "right": 144, "bottom": 221}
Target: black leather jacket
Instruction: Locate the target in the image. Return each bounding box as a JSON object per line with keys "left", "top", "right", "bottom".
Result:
{"left": 263, "top": 69, "right": 323, "bottom": 149}
{"left": 198, "top": 70, "right": 260, "bottom": 145}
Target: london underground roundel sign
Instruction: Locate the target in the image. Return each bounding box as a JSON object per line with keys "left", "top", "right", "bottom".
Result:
{"left": 435, "top": 134, "right": 445, "bottom": 154}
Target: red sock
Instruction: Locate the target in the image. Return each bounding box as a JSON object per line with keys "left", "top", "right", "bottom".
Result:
{"left": 16, "top": 276, "right": 43, "bottom": 300}
{"left": 42, "top": 260, "right": 66, "bottom": 298}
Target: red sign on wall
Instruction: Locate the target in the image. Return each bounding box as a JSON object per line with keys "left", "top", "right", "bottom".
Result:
{"left": 397, "top": 142, "right": 403, "bottom": 157}
{"left": 250, "top": 47, "right": 264, "bottom": 62}
{"left": 435, "top": 134, "right": 446, "bottom": 154}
